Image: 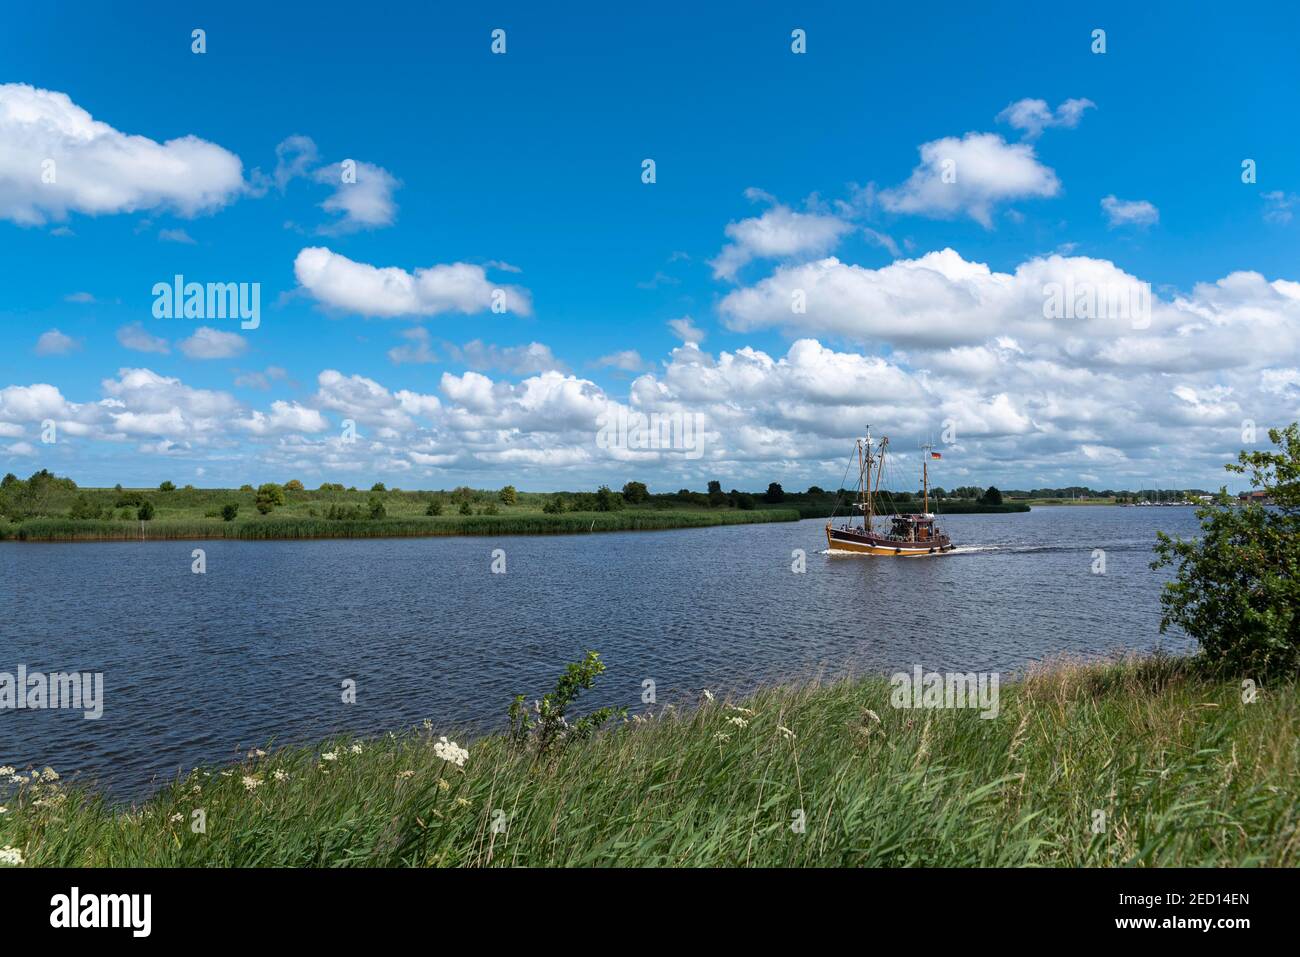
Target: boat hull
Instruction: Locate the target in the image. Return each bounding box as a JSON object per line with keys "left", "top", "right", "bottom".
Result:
{"left": 825, "top": 524, "right": 954, "bottom": 557}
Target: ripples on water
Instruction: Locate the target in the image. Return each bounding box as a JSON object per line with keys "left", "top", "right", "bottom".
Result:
{"left": 0, "top": 506, "right": 1199, "bottom": 797}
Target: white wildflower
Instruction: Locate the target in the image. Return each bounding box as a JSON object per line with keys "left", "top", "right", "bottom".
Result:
{"left": 778, "top": 726, "right": 796, "bottom": 741}
{"left": 169, "top": 813, "right": 184, "bottom": 823}
{"left": 863, "top": 709, "right": 881, "bottom": 724}
{"left": 321, "top": 751, "right": 338, "bottom": 762}
{"left": 248, "top": 748, "right": 267, "bottom": 759}
{"left": 273, "top": 770, "right": 289, "bottom": 782}
{"left": 41, "top": 767, "right": 59, "bottom": 782}
{"left": 0, "top": 845, "right": 23, "bottom": 867}
{"left": 726, "top": 716, "right": 748, "bottom": 729}
{"left": 434, "top": 736, "right": 468, "bottom": 767}
{"left": 349, "top": 744, "right": 362, "bottom": 755}
{"left": 241, "top": 775, "right": 262, "bottom": 792}
{"left": 397, "top": 770, "right": 415, "bottom": 780}
{"left": 702, "top": 689, "right": 715, "bottom": 703}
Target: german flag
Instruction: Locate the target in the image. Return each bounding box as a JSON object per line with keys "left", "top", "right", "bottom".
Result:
{"left": 930, "top": 451, "right": 942, "bottom": 459}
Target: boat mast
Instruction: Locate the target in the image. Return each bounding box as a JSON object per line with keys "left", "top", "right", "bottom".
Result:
{"left": 921, "top": 443, "right": 930, "bottom": 514}
{"left": 863, "top": 427, "right": 873, "bottom": 530}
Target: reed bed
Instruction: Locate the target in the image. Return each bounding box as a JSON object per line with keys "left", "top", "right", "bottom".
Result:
{"left": 3, "top": 656, "right": 1295, "bottom": 867}
{"left": 2, "top": 508, "right": 800, "bottom": 542}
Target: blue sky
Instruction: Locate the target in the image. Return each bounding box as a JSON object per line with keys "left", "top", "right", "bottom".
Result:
{"left": 2, "top": 2, "right": 1298, "bottom": 492}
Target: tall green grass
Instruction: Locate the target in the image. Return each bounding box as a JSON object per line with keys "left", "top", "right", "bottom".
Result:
{"left": 3, "top": 656, "right": 1295, "bottom": 867}
{"left": 2, "top": 508, "right": 801, "bottom": 541}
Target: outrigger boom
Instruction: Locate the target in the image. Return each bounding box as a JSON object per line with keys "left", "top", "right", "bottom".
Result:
{"left": 825, "top": 427, "right": 956, "bottom": 557}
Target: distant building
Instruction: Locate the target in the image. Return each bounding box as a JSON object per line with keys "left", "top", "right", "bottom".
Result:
{"left": 1238, "top": 490, "right": 1274, "bottom": 505}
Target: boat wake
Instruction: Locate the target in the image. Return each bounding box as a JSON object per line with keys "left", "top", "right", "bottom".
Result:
{"left": 824, "top": 542, "right": 1153, "bottom": 558}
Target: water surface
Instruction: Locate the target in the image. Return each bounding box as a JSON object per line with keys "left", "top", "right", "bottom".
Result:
{"left": 0, "top": 506, "right": 1198, "bottom": 798}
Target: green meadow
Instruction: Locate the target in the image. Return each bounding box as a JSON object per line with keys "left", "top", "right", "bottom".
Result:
{"left": 2, "top": 655, "right": 1295, "bottom": 867}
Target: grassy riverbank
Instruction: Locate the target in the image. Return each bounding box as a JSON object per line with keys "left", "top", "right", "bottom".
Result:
{"left": 2, "top": 507, "right": 800, "bottom": 541}
{"left": 4, "top": 655, "right": 1295, "bottom": 867}
{"left": 0, "top": 480, "right": 811, "bottom": 540}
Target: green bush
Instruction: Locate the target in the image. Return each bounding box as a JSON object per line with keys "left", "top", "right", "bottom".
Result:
{"left": 543, "top": 496, "right": 565, "bottom": 514}
{"left": 221, "top": 503, "right": 239, "bottom": 522}
{"left": 425, "top": 499, "right": 443, "bottom": 516}
{"left": 137, "top": 501, "right": 155, "bottom": 521}
{"left": 1153, "top": 423, "right": 1300, "bottom": 676}
{"left": 622, "top": 481, "right": 649, "bottom": 504}
{"left": 368, "top": 495, "right": 387, "bottom": 520}
{"left": 498, "top": 485, "right": 517, "bottom": 505}
{"left": 595, "top": 485, "right": 624, "bottom": 512}
{"left": 458, "top": 501, "right": 473, "bottom": 516}
{"left": 158, "top": 481, "right": 175, "bottom": 493}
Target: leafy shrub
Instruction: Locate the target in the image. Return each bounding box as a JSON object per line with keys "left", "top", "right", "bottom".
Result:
{"left": 137, "top": 501, "right": 155, "bottom": 521}
{"left": 499, "top": 485, "right": 517, "bottom": 505}
{"left": 425, "top": 499, "right": 443, "bottom": 516}
{"left": 371, "top": 482, "right": 386, "bottom": 492}
{"left": 284, "top": 479, "right": 304, "bottom": 491}
{"left": 458, "top": 501, "right": 473, "bottom": 516}
{"left": 221, "top": 503, "right": 239, "bottom": 522}
{"left": 479, "top": 503, "right": 499, "bottom": 516}
{"left": 595, "top": 485, "right": 623, "bottom": 511}
{"left": 158, "top": 481, "right": 175, "bottom": 492}
{"left": 543, "top": 496, "right": 565, "bottom": 514}
{"left": 368, "top": 495, "right": 387, "bottom": 519}
{"left": 1152, "top": 424, "right": 1300, "bottom": 676}
{"left": 622, "top": 481, "right": 649, "bottom": 504}
{"left": 507, "top": 652, "right": 626, "bottom": 758}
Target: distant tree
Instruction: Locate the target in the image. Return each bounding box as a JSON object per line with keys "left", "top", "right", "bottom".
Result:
{"left": 981, "top": 487, "right": 1003, "bottom": 506}
{"left": 765, "top": 482, "right": 785, "bottom": 503}
{"left": 257, "top": 483, "right": 285, "bottom": 506}
{"left": 930, "top": 487, "right": 946, "bottom": 499}
{"left": 285, "top": 479, "right": 304, "bottom": 491}
{"left": 158, "top": 480, "right": 175, "bottom": 492}
{"left": 182, "top": 484, "right": 195, "bottom": 491}
{"left": 543, "top": 496, "right": 566, "bottom": 514}
{"left": 707, "top": 480, "right": 722, "bottom": 495}
{"left": 368, "top": 495, "right": 387, "bottom": 519}
{"left": 595, "top": 485, "right": 624, "bottom": 511}
{"left": 480, "top": 502, "right": 500, "bottom": 515}
{"left": 137, "top": 501, "right": 155, "bottom": 521}
{"left": 255, "top": 482, "right": 285, "bottom": 515}
{"left": 221, "top": 503, "right": 239, "bottom": 522}
{"left": 499, "top": 485, "right": 518, "bottom": 505}
{"left": 426, "top": 499, "right": 443, "bottom": 516}
{"left": 3, "top": 473, "right": 19, "bottom": 489}
{"left": 239, "top": 484, "right": 254, "bottom": 492}
{"left": 451, "top": 486, "right": 474, "bottom": 505}
{"left": 458, "top": 501, "right": 474, "bottom": 516}
{"left": 806, "top": 485, "right": 825, "bottom": 496}
{"left": 371, "top": 482, "right": 386, "bottom": 493}
{"left": 1153, "top": 424, "right": 1300, "bottom": 675}
{"left": 621, "top": 481, "right": 649, "bottom": 504}
{"left": 735, "top": 493, "right": 756, "bottom": 510}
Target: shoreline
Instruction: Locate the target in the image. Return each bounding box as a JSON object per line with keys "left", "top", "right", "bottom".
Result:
{"left": 0, "top": 508, "right": 803, "bottom": 542}
{"left": 3, "top": 653, "right": 1294, "bottom": 867}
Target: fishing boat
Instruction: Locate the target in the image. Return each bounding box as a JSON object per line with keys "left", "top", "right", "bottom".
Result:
{"left": 825, "top": 427, "right": 955, "bottom": 556}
